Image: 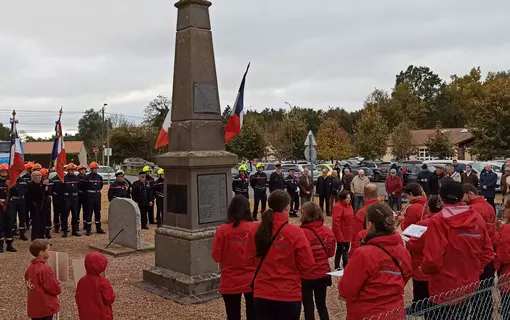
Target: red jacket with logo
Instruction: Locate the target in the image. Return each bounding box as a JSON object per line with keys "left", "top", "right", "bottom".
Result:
{"left": 212, "top": 220, "right": 257, "bottom": 294}
{"left": 385, "top": 176, "right": 403, "bottom": 198}
{"left": 401, "top": 197, "right": 428, "bottom": 231}
{"left": 421, "top": 204, "right": 494, "bottom": 303}
{"left": 245, "top": 212, "right": 315, "bottom": 302}
{"left": 25, "top": 259, "right": 61, "bottom": 319}
{"left": 470, "top": 196, "right": 497, "bottom": 245}
{"left": 406, "top": 217, "right": 432, "bottom": 282}
{"left": 495, "top": 224, "right": 510, "bottom": 292}
{"left": 300, "top": 221, "right": 336, "bottom": 280}
{"left": 349, "top": 229, "right": 404, "bottom": 259}
{"left": 339, "top": 233, "right": 412, "bottom": 320}
{"left": 351, "top": 199, "right": 380, "bottom": 241}
{"left": 75, "top": 252, "right": 116, "bottom": 320}
{"left": 332, "top": 201, "right": 354, "bottom": 243}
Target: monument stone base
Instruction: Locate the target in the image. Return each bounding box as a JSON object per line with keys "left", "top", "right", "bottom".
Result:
{"left": 89, "top": 242, "right": 155, "bottom": 257}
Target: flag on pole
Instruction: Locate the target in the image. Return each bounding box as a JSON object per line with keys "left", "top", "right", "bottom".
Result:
{"left": 154, "top": 109, "right": 172, "bottom": 149}
{"left": 51, "top": 109, "right": 66, "bottom": 182}
{"left": 9, "top": 111, "right": 25, "bottom": 186}
{"left": 224, "top": 63, "right": 250, "bottom": 143}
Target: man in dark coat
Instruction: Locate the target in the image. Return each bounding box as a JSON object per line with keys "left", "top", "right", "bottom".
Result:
{"left": 269, "top": 164, "right": 285, "bottom": 193}
{"left": 132, "top": 171, "right": 154, "bottom": 230}
{"left": 417, "top": 164, "right": 432, "bottom": 196}
{"left": 429, "top": 166, "right": 445, "bottom": 195}
{"left": 285, "top": 168, "right": 300, "bottom": 218}
{"left": 461, "top": 164, "right": 480, "bottom": 188}
{"left": 480, "top": 164, "right": 498, "bottom": 211}
{"left": 316, "top": 168, "right": 332, "bottom": 216}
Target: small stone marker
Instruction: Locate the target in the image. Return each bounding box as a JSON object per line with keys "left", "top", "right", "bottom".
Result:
{"left": 89, "top": 198, "right": 154, "bottom": 257}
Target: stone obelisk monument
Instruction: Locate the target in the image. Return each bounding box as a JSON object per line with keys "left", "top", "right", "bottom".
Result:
{"left": 139, "top": 0, "right": 237, "bottom": 304}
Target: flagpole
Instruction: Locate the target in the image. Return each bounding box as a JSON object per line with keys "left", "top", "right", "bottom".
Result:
{"left": 51, "top": 107, "right": 63, "bottom": 170}
{"left": 5, "top": 110, "right": 16, "bottom": 210}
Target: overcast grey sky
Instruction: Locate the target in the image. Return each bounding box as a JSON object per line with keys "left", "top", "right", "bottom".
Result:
{"left": 1, "top": 0, "right": 509, "bottom": 138}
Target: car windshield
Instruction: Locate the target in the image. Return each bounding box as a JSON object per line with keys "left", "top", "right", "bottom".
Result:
{"left": 302, "top": 164, "right": 316, "bottom": 171}
{"left": 264, "top": 164, "right": 276, "bottom": 170}
{"left": 98, "top": 167, "right": 114, "bottom": 173}
{"left": 469, "top": 163, "right": 485, "bottom": 173}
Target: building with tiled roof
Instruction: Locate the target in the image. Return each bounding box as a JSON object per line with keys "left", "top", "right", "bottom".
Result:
{"left": 23, "top": 141, "right": 87, "bottom": 166}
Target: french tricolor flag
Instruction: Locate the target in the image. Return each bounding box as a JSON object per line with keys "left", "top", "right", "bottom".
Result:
{"left": 224, "top": 63, "right": 250, "bottom": 143}
{"left": 51, "top": 113, "right": 66, "bottom": 182}
{"left": 155, "top": 109, "right": 172, "bottom": 150}
{"left": 9, "top": 116, "right": 25, "bottom": 186}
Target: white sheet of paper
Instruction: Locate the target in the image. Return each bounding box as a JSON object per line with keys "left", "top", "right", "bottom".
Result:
{"left": 327, "top": 270, "right": 344, "bottom": 277}
{"left": 401, "top": 234, "right": 410, "bottom": 242}
{"left": 403, "top": 224, "right": 427, "bottom": 238}
{"left": 72, "top": 259, "right": 86, "bottom": 286}
{"left": 47, "top": 251, "right": 69, "bottom": 282}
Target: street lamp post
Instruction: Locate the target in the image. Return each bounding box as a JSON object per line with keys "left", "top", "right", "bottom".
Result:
{"left": 285, "top": 101, "right": 294, "bottom": 163}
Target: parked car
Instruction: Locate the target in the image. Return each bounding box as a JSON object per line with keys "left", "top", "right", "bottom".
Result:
{"left": 360, "top": 161, "right": 393, "bottom": 182}
{"left": 123, "top": 157, "right": 155, "bottom": 170}
{"left": 351, "top": 167, "right": 375, "bottom": 181}
{"left": 315, "top": 163, "right": 334, "bottom": 176}
{"left": 399, "top": 163, "right": 436, "bottom": 185}
{"left": 469, "top": 161, "right": 503, "bottom": 192}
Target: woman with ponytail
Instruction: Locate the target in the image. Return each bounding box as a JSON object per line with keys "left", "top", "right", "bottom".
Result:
{"left": 212, "top": 195, "right": 256, "bottom": 320}
{"left": 339, "top": 203, "right": 412, "bottom": 320}
{"left": 245, "top": 190, "right": 314, "bottom": 320}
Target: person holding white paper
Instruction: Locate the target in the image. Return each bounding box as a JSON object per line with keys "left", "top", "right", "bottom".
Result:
{"left": 400, "top": 183, "right": 428, "bottom": 231}
{"left": 339, "top": 203, "right": 412, "bottom": 320}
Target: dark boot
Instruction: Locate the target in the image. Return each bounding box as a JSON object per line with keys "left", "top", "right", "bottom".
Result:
{"left": 45, "top": 229, "right": 52, "bottom": 239}
{"left": 0, "top": 240, "right": 4, "bottom": 253}
{"left": 6, "top": 241, "right": 17, "bottom": 253}
{"left": 72, "top": 227, "right": 81, "bottom": 237}
{"left": 62, "top": 230, "right": 68, "bottom": 238}
{"left": 13, "top": 228, "right": 19, "bottom": 236}
{"left": 96, "top": 223, "right": 106, "bottom": 234}
{"left": 54, "top": 225, "right": 60, "bottom": 233}
{"left": 19, "top": 230, "right": 28, "bottom": 241}
{"left": 157, "top": 222, "right": 162, "bottom": 228}
{"left": 142, "top": 225, "right": 149, "bottom": 230}
{"left": 86, "top": 229, "right": 92, "bottom": 236}
{"left": 252, "top": 214, "right": 259, "bottom": 221}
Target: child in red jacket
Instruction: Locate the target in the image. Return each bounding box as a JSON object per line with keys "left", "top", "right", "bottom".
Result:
{"left": 75, "top": 252, "right": 116, "bottom": 320}
{"left": 25, "top": 239, "right": 62, "bottom": 320}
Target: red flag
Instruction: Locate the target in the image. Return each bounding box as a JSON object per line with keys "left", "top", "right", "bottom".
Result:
{"left": 155, "top": 110, "right": 172, "bottom": 149}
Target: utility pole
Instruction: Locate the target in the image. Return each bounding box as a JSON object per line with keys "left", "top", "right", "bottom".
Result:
{"left": 285, "top": 101, "right": 294, "bottom": 163}
{"left": 106, "top": 106, "right": 111, "bottom": 185}
{"left": 101, "top": 103, "right": 106, "bottom": 165}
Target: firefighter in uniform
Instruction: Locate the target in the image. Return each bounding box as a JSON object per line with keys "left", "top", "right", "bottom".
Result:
{"left": 108, "top": 170, "right": 131, "bottom": 202}
{"left": 132, "top": 171, "right": 153, "bottom": 230}
{"left": 285, "top": 168, "right": 300, "bottom": 218}
{"left": 83, "top": 162, "right": 105, "bottom": 236}
{"left": 63, "top": 163, "right": 81, "bottom": 237}
{"left": 27, "top": 169, "right": 52, "bottom": 241}
{"left": 250, "top": 163, "right": 267, "bottom": 221}
{"left": 50, "top": 169, "right": 65, "bottom": 234}
{"left": 77, "top": 164, "right": 87, "bottom": 230}
{"left": 232, "top": 164, "right": 250, "bottom": 199}
{"left": 0, "top": 164, "right": 16, "bottom": 253}
{"left": 154, "top": 169, "right": 164, "bottom": 227}
{"left": 269, "top": 164, "right": 286, "bottom": 193}
{"left": 142, "top": 166, "right": 156, "bottom": 224}
{"left": 20, "top": 162, "right": 34, "bottom": 230}
{"left": 40, "top": 168, "right": 53, "bottom": 239}
{"left": 11, "top": 169, "right": 29, "bottom": 241}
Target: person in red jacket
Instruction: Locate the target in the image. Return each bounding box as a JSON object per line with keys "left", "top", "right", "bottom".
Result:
{"left": 495, "top": 202, "right": 510, "bottom": 317}
{"left": 245, "top": 189, "right": 314, "bottom": 320}
{"left": 351, "top": 184, "right": 379, "bottom": 242}
{"left": 212, "top": 194, "right": 256, "bottom": 320}
{"left": 421, "top": 181, "right": 494, "bottom": 319}
{"left": 300, "top": 202, "right": 335, "bottom": 320}
{"left": 406, "top": 195, "right": 443, "bottom": 308}
{"left": 339, "top": 203, "right": 412, "bottom": 320}
{"left": 25, "top": 239, "right": 61, "bottom": 320}
{"left": 385, "top": 169, "right": 403, "bottom": 211}
{"left": 462, "top": 183, "right": 497, "bottom": 320}
{"left": 400, "top": 183, "right": 428, "bottom": 231}
{"left": 75, "top": 252, "right": 115, "bottom": 320}
{"left": 332, "top": 190, "right": 354, "bottom": 270}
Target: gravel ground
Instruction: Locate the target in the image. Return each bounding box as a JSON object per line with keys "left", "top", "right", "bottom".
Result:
{"left": 0, "top": 188, "right": 414, "bottom": 320}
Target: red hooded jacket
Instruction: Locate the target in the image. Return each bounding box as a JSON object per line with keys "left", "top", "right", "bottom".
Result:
{"left": 349, "top": 229, "right": 404, "bottom": 259}
{"left": 339, "top": 233, "right": 412, "bottom": 320}
{"left": 406, "top": 217, "right": 432, "bottom": 282}
{"left": 495, "top": 224, "right": 510, "bottom": 292}
{"left": 385, "top": 176, "right": 403, "bottom": 198}
{"left": 421, "top": 204, "right": 494, "bottom": 303}
{"left": 25, "top": 259, "right": 61, "bottom": 318}
{"left": 245, "top": 212, "right": 315, "bottom": 302}
{"left": 470, "top": 196, "right": 497, "bottom": 245}
{"left": 332, "top": 200, "right": 354, "bottom": 242}
{"left": 401, "top": 197, "right": 428, "bottom": 231}
{"left": 351, "top": 199, "right": 380, "bottom": 241}
{"left": 75, "top": 252, "right": 116, "bottom": 320}
{"left": 212, "top": 220, "right": 257, "bottom": 294}
{"left": 300, "top": 221, "right": 336, "bottom": 280}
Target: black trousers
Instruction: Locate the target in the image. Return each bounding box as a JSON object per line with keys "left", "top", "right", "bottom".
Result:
{"left": 0, "top": 205, "right": 14, "bottom": 244}
{"left": 289, "top": 192, "right": 300, "bottom": 213}
{"left": 334, "top": 242, "right": 350, "bottom": 269}
{"left": 302, "top": 277, "right": 329, "bottom": 320}
{"left": 53, "top": 196, "right": 63, "bottom": 230}
{"left": 148, "top": 201, "right": 155, "bottom": 224}
{"left": 319, "top": 195, "right": 330, "bottom": 215}
{"left": 139, "top": 204, "right": 151, "bottom": 227}
{"left": 254, "top": 298, "right": 301, "bottom": 320}
{"left": 485, "top": 197, "right": 496, "bottom": 212}
{"left": 470, "top": 261, "right": 495, "bottom": 320}
{"left": 411, "top": 279, "right": 430, "bottom": 319}
{"left": 156, "top": 196, "right": 163, "bottom": 225}
{"left": 30, "top": 206, "right": 46, "bottom": 241}
{"left": 63, "top": 196, "right": 79, "bottom": 231}
{"left": 78, "top": 192, "right": 87, "bottom": 227}
{"left": 222, "top": 293, "right": 256, "bottom": 320}
{"left": 253, "top": 191, "right": 267, "bottom": 218}
{"left": 85, "top": 193, "right": 101, "bottom": 231}
{"left": 10, "top": 198, "right": 27, "bottom": 232}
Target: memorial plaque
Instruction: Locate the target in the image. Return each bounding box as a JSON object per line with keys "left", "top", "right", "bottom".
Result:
{"left": 193, "top": 83, "right": 220, "bottom": 114}
{"left": 167, "top": 184, "right": 188, "bottom": 215}
{"left": 197, "top": 173, "right": 227, "bottom": 224}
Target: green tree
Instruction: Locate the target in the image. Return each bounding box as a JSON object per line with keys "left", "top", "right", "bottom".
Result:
{"left": 391, "top": 120, "right": 417, "bottom": 160}
{"left": 468, "top": 71, "right": 510, "bottom": 160}
{"left": 354, "top": 107, "right": 389, "bottom": 160}
{"left": 0, "top": 123, "right": 10, "bottom": 141}
{"left": 77, "top": 109, "right": 103, "bottom": 156}
{"left": 425, "top": 129, "right": 455, "bottom": 159}
{"left": 143, "top": 95, "right": 171, "bottom": 128}
{"left": 275, "top": 113, "right": 308, "bottom": 160}
{"left": 316, "top": 119, "right": 353, "bottom": 161}
{"left": 226, "top": 116, "right": 266, "bottom": 161}
{"left": 221, "top": 105, "right": 232, "bottom": 125}
{"left": 389, "top": 83, "right": 424, "bottom": 126}
{"left": 109, "top": 124, "right": 159, "bottom": 163}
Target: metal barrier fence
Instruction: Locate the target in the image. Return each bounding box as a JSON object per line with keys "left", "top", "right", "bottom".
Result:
{"left": 364, "top": 273, "right": 510, "bottom": 320}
